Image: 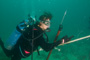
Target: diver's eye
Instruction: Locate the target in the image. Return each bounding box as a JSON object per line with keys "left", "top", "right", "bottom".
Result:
{"left": 45, "top": 22, "right": 48, "bottom": 24}
{"left": 45, "top": 22, "right": 50, "bottom": 26}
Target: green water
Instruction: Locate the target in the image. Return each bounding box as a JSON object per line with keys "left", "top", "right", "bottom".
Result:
{"left": 0, "top": 0, "right": 90, "bottom": 60}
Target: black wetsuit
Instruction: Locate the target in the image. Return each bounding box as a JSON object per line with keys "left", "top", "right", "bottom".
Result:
{"left": 0, "top": 24, "right": 62, "bottom": 60}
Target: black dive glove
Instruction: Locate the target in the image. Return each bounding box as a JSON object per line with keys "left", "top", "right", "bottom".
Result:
{"left": 53, "top": 35, "right": 74, "bottom": 47}
{"left": 62, "top": 35, "right": 74, "bottom": 43}
{"left": 59, "top": 24, "right": 63, "bottom": 31}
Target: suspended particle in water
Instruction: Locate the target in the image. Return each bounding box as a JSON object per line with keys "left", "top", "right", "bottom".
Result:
{"left": 58, "top": 49, "right": 60, "bottom": 51}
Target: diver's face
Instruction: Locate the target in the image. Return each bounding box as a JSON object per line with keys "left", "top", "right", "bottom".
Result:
{"left": 39, "top": 18, "right": 51, "bottom": 31}
{"left": 39, "top": 22, "right": 49, "bottom": 30}
{"left": 42, "top": 18, "right": 50, "bottom": 26}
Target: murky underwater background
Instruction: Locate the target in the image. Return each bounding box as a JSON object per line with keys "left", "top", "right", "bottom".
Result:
{"left": 0, "top": 0, "right": 90, "bottom": 60}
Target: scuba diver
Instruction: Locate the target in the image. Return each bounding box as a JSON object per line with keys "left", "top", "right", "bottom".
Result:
{"left": 0, "top": 12, "right": 74, "bottom": 60}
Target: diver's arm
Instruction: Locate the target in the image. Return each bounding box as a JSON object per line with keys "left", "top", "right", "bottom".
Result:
{"left": 39, "top": 37, "right": 62, "bottom": 52}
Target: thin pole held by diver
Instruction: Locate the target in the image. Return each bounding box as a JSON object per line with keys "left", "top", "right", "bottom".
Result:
{"left": 61, "top": 10, "right": 67, "bottom": 25}
{"left": 59, "top": 35, "right": 90, "bottom": 46}
{"left": 46, "top": 10, "right": 67, "bottom": 60}
{"left": 46, "top": 30, "right": 61, "bottom": 60}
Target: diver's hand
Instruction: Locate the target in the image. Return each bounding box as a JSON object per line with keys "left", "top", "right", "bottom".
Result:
{"left": 62, "top": 39, "right": 65, "bottom": 44}
{"left": 59, "top": 24, "right": 63, "bottom": 31}
{"left": 61, "top": 35, "right": 74, "bottom": 43}
{"left": 53, "top": 35, "right": 74, "bottom": 47}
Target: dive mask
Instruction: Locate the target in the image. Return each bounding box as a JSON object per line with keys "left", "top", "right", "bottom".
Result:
{"left": 40, "top": 20, "right": 50, "bottom": 28}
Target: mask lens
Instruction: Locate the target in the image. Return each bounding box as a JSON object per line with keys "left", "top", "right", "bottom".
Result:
{"left": 41, "top": 20, "right": 50, "bottom": 28}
